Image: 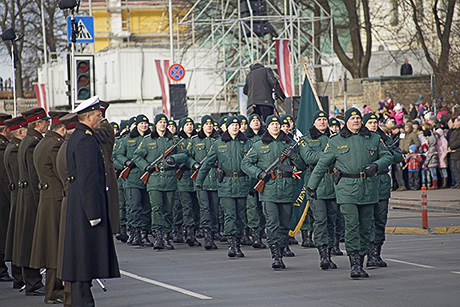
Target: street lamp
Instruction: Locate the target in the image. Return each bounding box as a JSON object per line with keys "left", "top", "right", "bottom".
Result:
{"left": 1, "top": 28, "right": 23, "bottom": 116}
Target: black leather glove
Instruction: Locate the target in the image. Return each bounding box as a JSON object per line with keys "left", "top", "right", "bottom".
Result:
{"left": 145, "top": 164, "right": 156, "bottom": 173}
{"left": 307, "top": 187, "right": 317, "bottom": 200}
{"left": 282, "top": 147, "right": 298, "bottom": 160}
{"left": 195, "top": 182, "right": 203, "bottom": 190}
{"left": 258, "top": 170, "right": 267, "bottom": 180}
{"left": 363, "top": 163, "right": 379, "bottom": 177}
{"left": 192, "top": 162, "right": 201, "bottom": 171}
{"left": 125, "top": 160, "right": 136, "bottom": 169}
{"left": 163, "top": 157, "right": 175, "bottom": 168}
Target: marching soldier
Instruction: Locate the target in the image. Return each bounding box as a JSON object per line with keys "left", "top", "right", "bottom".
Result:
{"left": 363, "top": 113, "right": 404, "bottom": 268}
{"left": 196, "top": 116, "right": 251, "bottom": 258}
{"left": 14, "top": 107, "right": 50, "bottom": 295}
{"left": 133, "top": 114, "right": 187, "bottom": 250}
{"left": 307, "top": 107, "right": 392, "bottom": 279}
{"left": 113, "top": 114, "right": 152, "bottom": 247}
{"left": 3, "top": 116, "right": 27, "bottom": 289}
{"left": 298, "top": 110, "right": 338, "bottom": 270}
{"left": 30, "top": 111, "right": 67, "bottom": 303}
{"left": 241, "top": 115, "right": 305, "bottom": 269}
{"left": 186, "top": 115, "right": 220, "bottom": 250}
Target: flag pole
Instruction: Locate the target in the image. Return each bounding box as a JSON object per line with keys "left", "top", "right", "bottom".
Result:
{"left": 300, "top": 60, "right": 323, "bottom": 111}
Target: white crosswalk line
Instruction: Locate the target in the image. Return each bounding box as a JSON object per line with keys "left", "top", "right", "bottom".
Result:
{"left": 386, "top": 258, "right": 434, "bottom": 269}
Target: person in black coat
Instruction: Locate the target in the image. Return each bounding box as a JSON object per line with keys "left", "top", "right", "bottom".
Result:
{"left": 62, "top": 96, "right": 120, "bottom": 306}
{"left": 400, "top": 59, "right": 413, "bottom": 75}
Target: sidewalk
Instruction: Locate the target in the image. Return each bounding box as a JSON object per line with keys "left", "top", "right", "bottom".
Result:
{"left": 390, "top": 188, "right": 460, "bottom": 213}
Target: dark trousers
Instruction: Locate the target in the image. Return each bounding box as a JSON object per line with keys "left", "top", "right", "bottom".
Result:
{"left": 71, "top": 281, "right": 94, "bottom": 307}
{"left": 64, "top": 281, "right": 72, "bottom": 307}
{"left": 179, "top": 191, "right": 199, "bottom": 228}
{"left": 22, "top": 266, "right": 43, "bottom": 293}
{"left": 340, "top": 204, "right": 374, "bottom": 256}
{"left": 335, "top": 208, "right": 344, "bottom": 237}
{"left": 125, "top": 188, "right": 151, "bottom": 230}
{"left": 197, "top": 190, "right": 219, "bottom": 232}
{"left": 246, "top": 193, "right": 265, "bottom": 230}
{"left": 118, "top": 180, "right": 127, "bottom": 227}
{"left": 173, "top": 193, "right": 183, "bottom": 227}
{"left": 408, "top": 171, "right": 420, "bottom": 190}
{"left": 310, "top": 199, "right": 338, "bottom": 248}
{"left": 0, "top": 254, "right": 10, "bottom": 277}
{"left": 394, "top": 164, "right": 406, "bottom": 188}
{"left": 262, "top": 202, "right": 292, "bottom": 248}
{"left": 220, "top": 197, "right": 247, "bottom": 237}
{"left": 253, "top": 105, "right": 275, "bottom": 122}
{"left": 370, "top": 199, "right": 389, "bottom": 245}
{"left": 451, "top": 159, "right": 460, "bottom": 185}
{"left": 45, "top": 268, "right": 64, "bottom": 300}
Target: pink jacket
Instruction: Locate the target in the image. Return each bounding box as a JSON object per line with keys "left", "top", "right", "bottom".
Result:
{"left": 391, "top": 110, "right": 404, "bottom": 125}
{"left": 436, "top": 129, "right": 448, "bottom": 168}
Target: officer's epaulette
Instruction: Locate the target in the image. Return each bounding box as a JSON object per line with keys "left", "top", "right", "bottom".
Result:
{"left": 85, "top": 130, "right": 93, "bottom": 136}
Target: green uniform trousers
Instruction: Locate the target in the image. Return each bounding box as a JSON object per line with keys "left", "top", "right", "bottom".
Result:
{"left": 335, "top": 208, "right": 344, "bottom": 237}
{"left": 220, "top": 197, "right": 246, "bottom": 238}
{"left": 172, "top": 193, "right": 183, "bottom": 227}
{"left": 125, "top": 188, "right": 151, "bottom": 230}
{"left": 300, "top": 207, "right": 315, "bottom": 232}
{"left": 370, "top": 199, "right": 389, "bottom": 245}
{"left": 118, "top": 179, "right": 127, "bottom": 227}
{"left": 340, "top": 203, "right": 374, "bottom": 256}
{"left": 179, "top": 191, "right": 199, "bottom": 228}
{"left": 311, "top": 199, "right": 338, "bottom": 248}
{"left": 246, "top": 194, "right": 266, "bottom": 230}
{"left": 262, "top": 202, "right": 292, "bottom": 248}
{"left": 148, "top": 190, "right": 174, "bottom": 233}
{"left": 197, "top": 190, "right": 219, "bottom": 232}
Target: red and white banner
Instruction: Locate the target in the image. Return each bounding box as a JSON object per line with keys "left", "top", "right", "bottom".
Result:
{"left": 275, "top": 39, "right": 293, "bottom": 97}
{"left": 33, "top": 83, "right": 47, "bottom": 112}
{"left": 155, "top": 59, "right": 171, "bottom": 116}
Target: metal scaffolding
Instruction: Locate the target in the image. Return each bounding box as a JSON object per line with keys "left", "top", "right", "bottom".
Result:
{"left": 176, "top": 0, "right": 335, "bottom": 116}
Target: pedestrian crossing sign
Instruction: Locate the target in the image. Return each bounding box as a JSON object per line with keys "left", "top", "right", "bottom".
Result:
{"left": 67, "top": 16, "right": 95, "bottom": 43}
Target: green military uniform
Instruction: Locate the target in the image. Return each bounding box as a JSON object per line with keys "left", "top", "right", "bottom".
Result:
{"left": 241, "top": 115, "right": 305, "bottom": 268}
{"left": 186, "top": 115, "right": 220, "bottom": 249}
{"left": 133, "top": 114, "right": 187, "bottom": 250}
{"left": 113, "top": 133, "right": 129, "bottom": 242}
{"left": 196, "top": 116, "right": 251, "bottom": 257}
{"left": 113, "top": 115, "right": 152, "bottom": 246}
{"left": 307, "top": 108, "right": 392, "bottom": 278}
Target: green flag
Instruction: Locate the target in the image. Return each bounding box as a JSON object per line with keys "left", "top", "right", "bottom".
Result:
{"left": 289, "top": 71, "right": 322, "bottom": 236}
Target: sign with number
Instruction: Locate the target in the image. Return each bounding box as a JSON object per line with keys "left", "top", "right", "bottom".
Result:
{"left": 67, "top": 16, "right": 95, "bottom": 43}
{"left": 168, "top": 64, "right": 185, "bottom": 81}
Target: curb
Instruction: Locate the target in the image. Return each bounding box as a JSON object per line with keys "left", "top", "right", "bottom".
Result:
{"left": 386, "top": 226, "right": 460, "bottom": 235}
{"left": 389, "top": 200, "right": 460, "bottom": 213}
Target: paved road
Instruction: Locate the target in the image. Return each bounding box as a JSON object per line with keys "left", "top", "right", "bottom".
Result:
{"left": 1, "top": 209, "right": 459, "bottom": 307}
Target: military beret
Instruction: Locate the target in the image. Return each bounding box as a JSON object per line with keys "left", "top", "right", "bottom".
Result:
{"left": 135, "top": 114, "right": 149, "bottom": 125}
{"left": 179, "top": 117, "right": 194, "bottom": 129}
{"left": 110, "top": 122, "right": 119, "bottom": 129}
{"left": 226, "top": 115, "right": 240, "bottom": 126}
{"left": 72, "top": 96, "right": 100, "bottom": 114}
{"left": 237, "top": 114, "right": 248, "bottom": 124}
{"left": 4, "top": 116, "right": 27, "bottom": 131}
{"left": 344, "top": 107, "right": 362, "bottom": 123}
{"left": 266, "top": 115, "right": 280, "bottom": 126}
{"left": 167, "top": 120, "right": 177, "bottom": 128}
{"left": 328, "top": 117, "right": 340, "bottom": 127}
{"left": 219, "top": 116, "right": 228, "bottom": 127}
{"left": 362, "top": 112, "right": 378, "bottom": 125}
{"left": 201, "top": 115, "right": 214, "bottom": 126}
{"left": 248, "top": 113, "right": 261, "bottom": 124}
{"left": 312, "top": 110, "right": 328, "bottom": 123}
{"left": 0, "top": 113, "right": 12, "bottom": 126}
{"left": 128, "top": 116, "right": 136, "bottom": 127}
{"left": 154, "top": 113, "right": 168, "bottom": 124}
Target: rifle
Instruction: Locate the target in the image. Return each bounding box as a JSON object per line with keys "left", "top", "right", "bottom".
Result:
{"left": 140, "top": 138, "right": 184, "bottom": 184}
{"left": 119, "top": 165, "right": 131, "bottom": 180}
{"left": 254, "top": 141, "right": 301, "bottom": 193}
{"left": 190, "top": 155, "right": 208, "bottom": 181}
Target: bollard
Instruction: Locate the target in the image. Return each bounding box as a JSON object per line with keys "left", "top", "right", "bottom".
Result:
{"left": 421, "top": 187, "right": 428, "bottom": 229}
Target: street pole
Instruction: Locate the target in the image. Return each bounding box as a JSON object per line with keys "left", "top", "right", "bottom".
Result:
{"left": 70, "top": 12, "right": 77, "bottom": 109}
{"left": 41, "top": 0, "right": 50, "bottom": 109}
{"left": 169, "top": 0, "right": 174, "bottom": 63}
{"left": 11, "top": 44, "right": 17, "bottom": 116}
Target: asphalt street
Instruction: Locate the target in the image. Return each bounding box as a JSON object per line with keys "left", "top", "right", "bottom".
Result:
{"left": 1, "top": 209, "right": 459, "bottom": 307}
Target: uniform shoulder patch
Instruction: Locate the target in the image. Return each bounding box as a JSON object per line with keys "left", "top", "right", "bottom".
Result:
{"left": 259, "top": 145, "right": 269, "bottom": 149}
{"left": 218, "top": 145, "right": 227, "bottom": 149}
{"left": 309, "top": 139, "right": 319, "bottom": 142}
{"left": 337, "top": 145, "right": 348, "bottom": 149}
{"left": 127, "top": 140, "right": 136, "bottom": 143}
{"left": 85, "top": 130, "right": 92, "bottom": 136}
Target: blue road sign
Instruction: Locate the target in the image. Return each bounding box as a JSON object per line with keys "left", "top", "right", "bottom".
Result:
{"left": 168, "top": 64, "right": 185, "bottom": 81}
{"left": 67, "top": 16, "right": 95, "bottom": 43}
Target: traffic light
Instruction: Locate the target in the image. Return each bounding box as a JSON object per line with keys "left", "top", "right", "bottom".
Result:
{"left": 76, "top": 57, "right": 93, "bottom": 102}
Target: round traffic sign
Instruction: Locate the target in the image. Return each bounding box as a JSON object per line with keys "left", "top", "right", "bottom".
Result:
{"left": 168, "top": 64, "right": 185, "bottom": 81}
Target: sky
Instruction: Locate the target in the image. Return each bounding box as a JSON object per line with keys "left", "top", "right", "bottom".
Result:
{"left": 0, "top": 56, "right": 13, "bottom": 80}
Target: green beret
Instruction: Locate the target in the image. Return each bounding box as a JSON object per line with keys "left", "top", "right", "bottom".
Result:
{"left": 154, "top": 113, "right": 168, "bottom": 124}
{"left": 266, "top": 115, "right": 280, "bottom": 125}
{"left": 362, "top": 112, "right": 378, "bottom": 125}
{"left": 344, "top": 107, "right": 362, "bottom": 123}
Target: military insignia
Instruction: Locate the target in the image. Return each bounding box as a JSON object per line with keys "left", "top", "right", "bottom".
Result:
{"left": 319, "top": 113, "right": 325, "bottom": 116}
{"left": 138, "top": 142, "right": 143, "bottom": 149}
{"left": 246, "top": 147, "right": 252, "bottom": 155}
{"left": 206, "top": 119, "right": 212, "bottom": 122}
{"left": 370, "top": 150, "right": 375, "bottom": 156}
{"left": 186, "top": 143, "right": 192, "bottom": 150}
{"left": 300, "top": 139, "right": 306, "bottom": 147}
{"left": 259, "top": 145, "right": 269, "bottom": 149}
{"left": 324, "top": 143, "right": 329, "bottom": 152}
{"left": 337, "top": 145, "right": 348, "bottom": 149}
{"left": 218, "top": 145, "right": 227, "bottom": 148}
{"left": 85, "top": 130, "right": 92, "bottom": 135}
{"left": 351, "top": 111, "right": 357, "bottom": 115}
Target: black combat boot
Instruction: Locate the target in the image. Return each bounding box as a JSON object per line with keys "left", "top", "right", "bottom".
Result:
{"left": 141, "top": 230, "right": 153, "bottom": 247}
{"left": 251, "top": 228, "right": 262, "bottom": 248}
{"left": 331, "top": 235, "right": 344, "bottom": 255}
{"left": 288, "top": 235, "right": 299, "bottom": 245}
{"left": 348, "top": 252, "right": 361, "bottom": 278}
{"left": 241, "top": 228, "right": 252, "bottom": 246}
{"left": 235, "top": 238, "right": 245, "bottom": 257}
{"left": 210, "top": 232, "right": 218, "bottom": 249}
{"left": 374, "top": 243, "right": 388, "bottom": 267}
{"left": 308, "top": 231, "right": 316, "bottom": 247}
{"left": 126, "top": 227, "right": 134, "bottom": 245}
{"left": 131, "top": 228, "right": 142, "bottom": 246}
{"left": 153, "top": 230, "right": 165, "bottom": 250}
{"left": 219, "top": 224, "right": 227, "bottom": 242}
{"left": 195, "top": 228, "right": 204, "bottom": 238}
{"left": 204, "top": 229, "right": 213, "bottom": 250}
{"left": 318, "top": 245, "right": 330, "bottom": 270}
{"left": 270, "top": 244, "right": 282, "bottom": 269}
{"left": 327, "top": 248, "right": 338, "bottom": 269}
{"left": 115, "top": 225, "right": 128, "bottom": 243}
{"left": 163, "top": 233, "right": 174, "bottom": 250}
{"left": 359, "top": 255, "right": 369, "bottom": 278}
{"left": 186, "top": 227, "right": 196, "bottom": 247}
{"left": 259, "top": 230, "right": 267, "bottom": 248}
{"left": 301, "top": 230, "right": 309, "bottom": 247}
{"left": 172, "top": 225, "right": 184, "bottom": 243}
{"left": 366, "top": 242, "right": 377, "bottom": 267}
{"left": 227, "top": 237, "right": 237, "bottom": 257}
{"left": 282, "top": 245, "right": 295, "bottom": 257}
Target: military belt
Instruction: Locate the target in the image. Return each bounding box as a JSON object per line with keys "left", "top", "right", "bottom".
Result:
{"left": 224, "top": 171, "right": 247, "bottom": 178}
{"left": 341, "top": 172, "right": 370, "bottom": 179}
{"left": 155, "top": 166, "right": 175, "bottom": 172}
{"left": 18, "top": 181, "right": 28, "bottom": 188}
{"left": 9, "top": 183, "right": 15, "bottom": 191}
{"left": 38, "top": 183, "right": 49, "bottom": 190}
{"left": 270, "top": 170, "right": 293, "bottom": 179}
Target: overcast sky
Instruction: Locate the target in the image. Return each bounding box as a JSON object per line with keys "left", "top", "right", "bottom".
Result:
{"left": 0, "top": 55, "right": 13, "bottom": 80}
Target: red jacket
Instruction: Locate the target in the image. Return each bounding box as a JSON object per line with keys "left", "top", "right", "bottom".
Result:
{"left": 405, "top": 153, "right": 423, "bottom": 171}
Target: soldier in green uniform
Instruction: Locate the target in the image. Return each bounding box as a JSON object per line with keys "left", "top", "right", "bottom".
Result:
{"left": 242, "top": 115, "right": 305, "bottom": 269}
{"left": 299, "top": 110, "right": 338, "bottom": 270}
{"left": 307, "top": 107, "right": 392, "bottom": 279}
{"left": 218, "top": 116, "right": 228, "bottom": 135}
{"left": 363, "top": 113, "right": 404, "bottom": 268}
{"left": 176, "top": 117, "right": 201, "bottom": 247}
{"left": 244, "top": 114, "right": 267, "bottom": 248}
{"left": 114, "top": 114, "right": 152, "bottom": 247}
{"left": 196, "top": 116, "right": 251, "bottom": 257}
{"left": 3, "top": 116, "right": 27, "bottom": 289}
{"left": 186, "top": 115, "right": 220, "bottom": 250}
{"left": 133, "top": 114, "right": 187, "bottom": 250}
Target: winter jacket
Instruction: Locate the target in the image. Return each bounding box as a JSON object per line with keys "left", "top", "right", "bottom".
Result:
{"left": 243, "top": 63, "right": 285, "bottom": 107}
{"left": 422, "top": 134, "right": 439, "bottom": 168}
{"left": 448, "top": 128, "right": 460, "bottom": 160}
{"left": 436, "top": 129, "right": 448, "bottom": 168}
{"left": 405, "top": 153, "right": 423, "bottom": 171}
{"left": 399, "top": 126, "right": 421, "bottom": 154}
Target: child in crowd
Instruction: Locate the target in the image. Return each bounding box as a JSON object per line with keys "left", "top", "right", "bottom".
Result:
{"left": 421, "top": 129, "right": 439, "bottom": 189}
{"left": 405, "top": 144, "right": 423, "bottom": 190}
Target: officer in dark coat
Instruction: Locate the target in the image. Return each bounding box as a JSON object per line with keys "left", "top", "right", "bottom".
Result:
{"left": 3, "top": 116, "right": 27, "bottom": 289}
{"left": 62, "top": 96, "right": 120, "bottom": 306}
{"left": 14, "top": 107, "right": 50, "bottom": 295}
{"left": 0, "top": 113, "right": 13, "bottom": 282}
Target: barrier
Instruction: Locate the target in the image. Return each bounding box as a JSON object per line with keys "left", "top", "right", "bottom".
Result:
{"left": 421, "top": 187, "right": 428, "bottom": 229}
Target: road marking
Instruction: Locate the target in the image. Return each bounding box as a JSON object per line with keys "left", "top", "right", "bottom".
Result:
{"left": 386, "top": 259, "right": 434, "bottom": 269}
{"left": 120, "top": 270, "right": 212, "bottom": 300}
{"left": 451, "top": 271, "right": 460, "bottom": 275}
